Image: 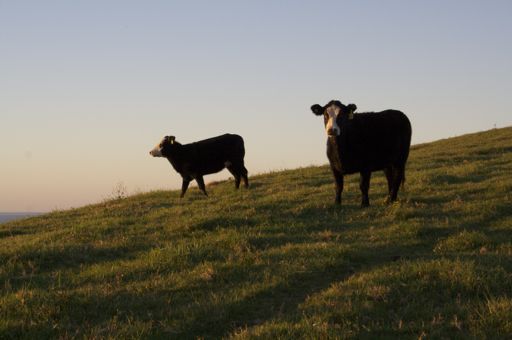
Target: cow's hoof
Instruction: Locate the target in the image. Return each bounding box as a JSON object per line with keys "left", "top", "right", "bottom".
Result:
{"left": 385, "top": 197, "right": 394, "bottom": 204}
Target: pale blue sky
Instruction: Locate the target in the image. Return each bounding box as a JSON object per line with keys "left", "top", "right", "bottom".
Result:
{"left": 1, "top": 1, "right": 511, "bottom": 212}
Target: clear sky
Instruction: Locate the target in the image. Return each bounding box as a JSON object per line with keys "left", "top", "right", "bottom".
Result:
{"left": 1, "top": 1, "right": 511, "bottom": 212}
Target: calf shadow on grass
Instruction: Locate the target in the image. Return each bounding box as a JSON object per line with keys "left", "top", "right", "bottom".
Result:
{"left": 0, "top": 228, "right": 31, "bottom": 239}
{"left": 1, "top": 242, "right": 154, "bottom": 291}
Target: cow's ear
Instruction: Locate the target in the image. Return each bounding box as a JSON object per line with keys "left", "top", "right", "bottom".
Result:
{"left": 169, "top": 136, "right": 176, "bottom": 144}
{"left": 347, "top": 104, "right": 357, "bottom": 119}
{"left": 311, "top": 104, "right": 323, "bottom": 116}
{"left": 347, "top": 104, "right": 357, "bottom": 112}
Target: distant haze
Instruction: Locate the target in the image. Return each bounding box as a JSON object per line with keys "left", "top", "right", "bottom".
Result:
{"left": 1, "top": 1, "right": 511, "bottom": 212}
{"left": 0, "top": 213, "right": 43, "bottom": 224}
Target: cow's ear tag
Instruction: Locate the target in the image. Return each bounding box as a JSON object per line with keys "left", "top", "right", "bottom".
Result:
{"left": 349, "top": 112, "right": 354, "bottom": 120}
{"left": 169, "top": 136, "right": 176, "bottom": 144}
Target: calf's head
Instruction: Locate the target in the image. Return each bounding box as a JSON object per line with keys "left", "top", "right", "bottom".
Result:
{"left": 311, "top": 100, "right": 357, "bottom": 137}
{"left": 149, "top": 135, "right": 177, "bottom": 157}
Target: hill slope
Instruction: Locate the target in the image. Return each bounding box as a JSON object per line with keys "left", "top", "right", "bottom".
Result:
{"left": 1, "top": 127, "right": 512, "bottom": 339}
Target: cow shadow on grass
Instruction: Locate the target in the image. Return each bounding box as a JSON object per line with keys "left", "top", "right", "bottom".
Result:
{"left": 191, "top": 216, "right": 258, "bottom": 232}
{"left": 176, "top": 216, "right": 512, "bottom": 338}
{"left": 297, "top": 252, "right": 512, "bottom": 339}
{"left": 429, "top": 174, "right": 488, "bottom": 185}
{"left": 3, "top": 241, "right": 425, "bottom": 339}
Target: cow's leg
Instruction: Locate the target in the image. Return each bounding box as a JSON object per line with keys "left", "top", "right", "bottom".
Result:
{"left": 180, "top": 178, "right": 191, "bottom": 198}
{"left": 383, "top": 166, "right": 393, "bottom": 203}
{"left": 359, "top": 171, "right": 371, "bottom": 207}
{"left": 241, "top": 165, "right": 249, "bottom": 188}
{"left": 196, "top": 176, "right": 208, "bottom": 196}
{"left": 390, "top": 166, "right": 405, "bottom": 202}
{"left": 227, "top": 166, "right": 242, "bottom": 189}
{"left": 331, "top": 167, "right": 344, "bottom": 205}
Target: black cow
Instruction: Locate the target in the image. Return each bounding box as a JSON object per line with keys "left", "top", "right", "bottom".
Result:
{"left": 311, "top": 100, "right": 412, "bottom": 207}
{"left": 150, "top": 134, "right": 249, "bottom": 197}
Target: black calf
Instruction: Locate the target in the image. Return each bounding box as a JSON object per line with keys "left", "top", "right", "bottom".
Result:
{"left": 150, "top": 134, "right": 249, "bottom": 197}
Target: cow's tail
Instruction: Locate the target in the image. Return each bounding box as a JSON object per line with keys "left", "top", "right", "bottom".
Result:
{"left": 237, "top": 135, "right": 246, "bottom": 158}
{"left": 400, "top": 113, "right": 412, "bottom": 192}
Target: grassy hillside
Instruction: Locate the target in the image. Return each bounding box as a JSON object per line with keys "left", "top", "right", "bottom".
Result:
{"left": 1, "top": 127, "right": 512, "bottom": 339}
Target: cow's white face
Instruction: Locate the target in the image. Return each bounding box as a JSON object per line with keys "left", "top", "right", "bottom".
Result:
{"left": 311, "top": 100, "right": 357, "bottom": 137}
{"left": 149, "top": 138, "right": 165, "bottom": 157}
{"left": 325, "top": 102, "right": 341, "bottom": 137}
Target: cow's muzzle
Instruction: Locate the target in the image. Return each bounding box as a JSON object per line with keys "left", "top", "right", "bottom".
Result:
{"left": 149, "top": 147, "right": 163, "bottom": 157}
{"left": 327, "top": 127, "right": 339, "bottom": 136}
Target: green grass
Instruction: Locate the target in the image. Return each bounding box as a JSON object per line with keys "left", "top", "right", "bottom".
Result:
{"left": 1, "top": 127, "right": 512, "bottom": 339}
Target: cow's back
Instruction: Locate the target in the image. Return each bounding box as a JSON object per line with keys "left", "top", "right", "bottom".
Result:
{"left": 342, "top": 110, "right": 411, "bottom": 172}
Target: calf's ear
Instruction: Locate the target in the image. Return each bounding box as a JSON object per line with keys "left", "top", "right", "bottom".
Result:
{"left": 347, "top": 104, "right": 357, "bottom": 119}
{"left": 311, "top": 104, "right": 323, "bottom": 116}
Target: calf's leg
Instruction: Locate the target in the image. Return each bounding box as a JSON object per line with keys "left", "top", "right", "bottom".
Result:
{"left": 359, "top": 171, "right": 371, "bottom": 207}
{"left": 196, "top": 176, "right": 208, "bottom": 196}
{"left": 227, "top": 165, "right": 242, "bottom": 189}
{"left": 228, "top": 161, "right": 249, "bottom": 189}
{"left": 241, "top": 165, "right": 249, "bottom": 188}
{"left": 180, "top": 178, "right": 191, "bottom": 198}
